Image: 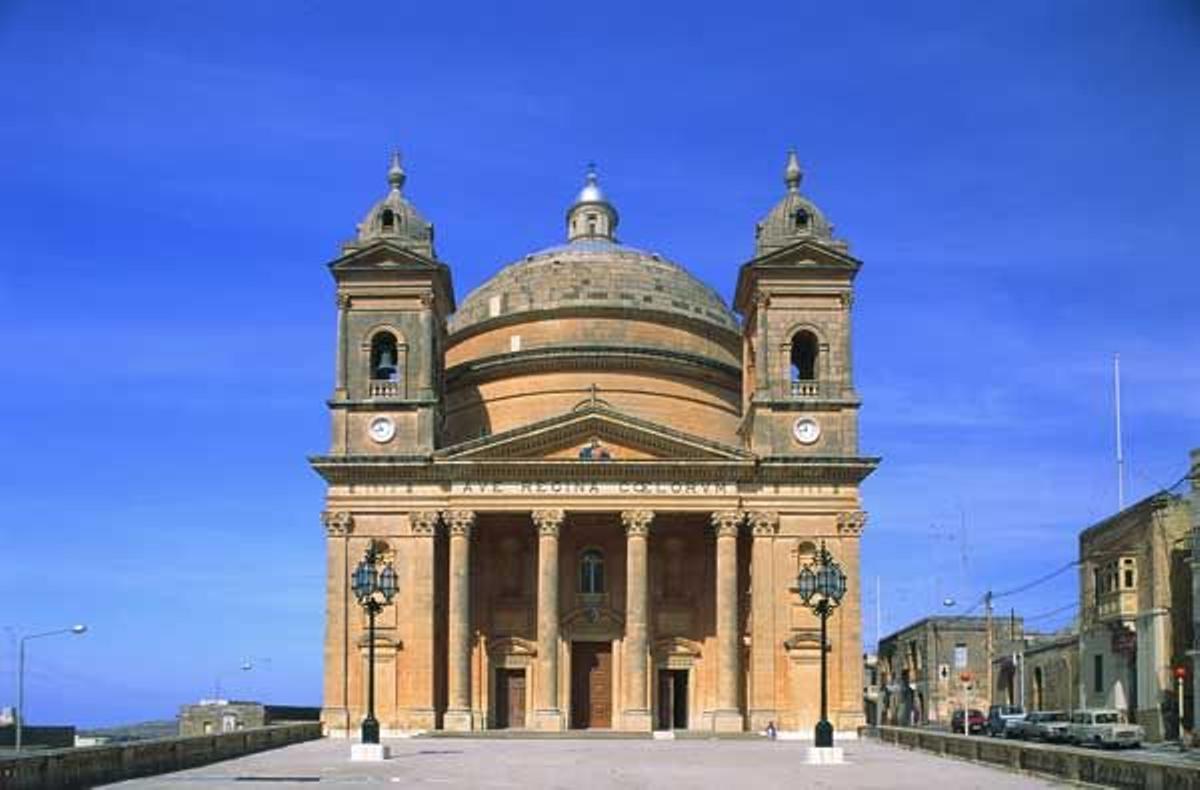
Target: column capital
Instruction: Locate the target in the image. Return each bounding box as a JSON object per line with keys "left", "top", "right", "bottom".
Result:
{"left": 532, "top": 509, "right": 565, "bottom": 536}
{"left": 837, "top": 510, "right": 867, "bottom": 537}
{"left": 321, "top": 510, "right": 354, "bottom": 537}
{"left": 747, "top": 510, "right": 779, "bottom": 537}
{"left": 710, "top": 510, "right": 744, "bottom": 538}
{"left": 410, "top": 510, "right": 440, "bottom": 536}
{"left": 443, "top": 509, "right": 476, "bottom": 537}
{"left": 621, "top": 509, "right": 654, "bottom": 537}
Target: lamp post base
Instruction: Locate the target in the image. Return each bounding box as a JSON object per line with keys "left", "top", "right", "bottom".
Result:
{"left": 361, "top": 716, "right": 380, "bottom": 745}
{"left": 804, "top": 746, "right": 844, "bottom": 765}
{"left": 351, "top": 743, "right": 390, "bottom": 762}
{"left": 814, "top": 719, "right": 834, "bottom": 747}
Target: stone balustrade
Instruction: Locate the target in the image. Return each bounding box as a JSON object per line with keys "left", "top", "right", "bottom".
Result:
{"left": 867, "top": 725, "right": 1200, "bottom": 789}
{"left": 0, "top": 722, "right": 320, "bottom": 790}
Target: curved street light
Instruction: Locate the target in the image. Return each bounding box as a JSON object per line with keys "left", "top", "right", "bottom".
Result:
{"left": 351, "top": 542, "right": 398, "bottom": 745}
{"left": 796, "top": 542, "right": 847, "bottom": 748}
{"left": 17, "top": 624, "right": 87, "bottom": 752}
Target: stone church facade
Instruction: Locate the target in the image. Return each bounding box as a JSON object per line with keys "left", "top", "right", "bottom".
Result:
{"left": 313, "top": 151, "right": 878, "bottom": 734}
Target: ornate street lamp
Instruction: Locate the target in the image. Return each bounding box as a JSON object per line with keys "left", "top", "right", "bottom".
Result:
{"left": 351, "top": 543, "right": 398, "bottom": 745}
{"left": 797, "top": 542, "right": 847, "bottom": 748}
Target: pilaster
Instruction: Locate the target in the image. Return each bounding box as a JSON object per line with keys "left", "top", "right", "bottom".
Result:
{"left": 747, "top": 510, "right": 779, "bottom": 731}
{"left": 711, "top": 510, "right": 745, "bottom": 732}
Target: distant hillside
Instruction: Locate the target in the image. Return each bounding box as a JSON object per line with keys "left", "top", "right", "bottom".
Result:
{"left": 79, "top": 720, "right": 178, "bottom": 741}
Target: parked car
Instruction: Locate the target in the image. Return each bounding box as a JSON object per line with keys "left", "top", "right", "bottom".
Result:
{"left": 1005, "top": 710, "right": 1068, "bottom": 741}
{"left": 1067, "top": 709, "right": 1143, "bottom": 749}
{"left": 987, "top": 704, "right": 1025, "bottom": 737}
{"left": 1030, "top": 710, "right": 1071, "bottom": 742}
{"left": 950, "top": 708, "right": 986, "bottom": 735}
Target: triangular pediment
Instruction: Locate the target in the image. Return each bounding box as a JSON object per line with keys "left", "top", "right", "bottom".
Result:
{"left": 329, "top": 239, "right": 443, "bottom": 272}
{"left": 435, "top": 405, "right": 752, "bottom": 462}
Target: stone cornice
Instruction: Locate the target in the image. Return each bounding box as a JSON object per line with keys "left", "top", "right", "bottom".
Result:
{"left": 308, "top": 455, "right": 880, "bottom": 486}
{"left": 445, "top": 345, "right": 740, "bottom": 390}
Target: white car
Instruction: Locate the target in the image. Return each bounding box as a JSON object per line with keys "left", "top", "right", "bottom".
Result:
{"left": 1067, "top": 709, "right": 1143, "bottom": 749}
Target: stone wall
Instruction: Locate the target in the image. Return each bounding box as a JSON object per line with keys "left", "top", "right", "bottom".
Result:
{"left": 0, "top": 722, "right": 320, "bottom": 790}
{"left": 869, "top": 725, "right": 1200, "bottom": 788}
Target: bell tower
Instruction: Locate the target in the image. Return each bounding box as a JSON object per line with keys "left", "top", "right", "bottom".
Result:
{"left": 734, "top": 152, "right": 862, "bottom": 458}
{"left": 326, "top": 151, "right": 454, "bottom": 455}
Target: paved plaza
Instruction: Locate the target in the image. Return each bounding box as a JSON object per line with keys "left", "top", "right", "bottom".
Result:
{"left": 109, "top": 736, "right": 1063, "bottom": 789}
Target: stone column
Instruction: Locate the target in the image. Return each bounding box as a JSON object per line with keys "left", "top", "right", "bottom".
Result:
{"left": 532, "top": 509, "right": 565, "bottom": 730}
{"left": 320, "top": 510, "right": 353, "bottom": 734}
{"left": 443, "top": 510, "right": 476, "bottom": 731}
{"left": 747, "top": 511, "right": 779, "bottom": 731}
{"left": 334, "top": 293, "right": 350, "bottom": 399}
{"left": 405, "top": 511, "right": 440, "bottom": 729}
{"left": 711, "top": 510, "right": 745, "bottom": 731}
{"left": 621, "top": 510, "right": 654, "bottom": 731}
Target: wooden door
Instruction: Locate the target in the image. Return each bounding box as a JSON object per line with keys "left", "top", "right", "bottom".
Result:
{"left": 571, "top": 642, "right": 612, "bottom": 728}
{"left": 495, "top": 669, "right": 525, "bottom": 729}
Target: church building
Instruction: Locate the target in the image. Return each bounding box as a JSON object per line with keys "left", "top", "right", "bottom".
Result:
{"left": 313, "top": 150, "right": 878, "bottom": 734}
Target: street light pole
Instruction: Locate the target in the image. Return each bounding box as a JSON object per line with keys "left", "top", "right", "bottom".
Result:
{"left": 351, "top": 542, "right": 397, "bottom": 746}
{"left": 16, "top": 625, "right": 87, "bottom": 752}
{"left": 797, "top": 541, "right": 847, "bottom": 750}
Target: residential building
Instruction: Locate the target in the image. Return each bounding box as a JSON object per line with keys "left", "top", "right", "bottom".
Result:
{"left": 1078, "top": 490, "right": 1193, "bottom": 741}
{"left": 178, "top": 701, "right": 320, "bottom": 737}
{"left": 878, "top": 616, "right": 1021, "bottom": 725}
{"left": 991, "top": 630, "right": 1080, "bottom": 713}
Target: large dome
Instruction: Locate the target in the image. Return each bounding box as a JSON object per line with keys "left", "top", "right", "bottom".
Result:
{"left": 448, "top": 239, "right": 739, "bottom": 337}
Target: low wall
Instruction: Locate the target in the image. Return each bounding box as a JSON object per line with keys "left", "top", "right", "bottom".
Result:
{"left": 0, "top": 722, "right": 321, "bottom": 790}
{"left": 867, "top": 726, "right": 1200, "bottom": 789}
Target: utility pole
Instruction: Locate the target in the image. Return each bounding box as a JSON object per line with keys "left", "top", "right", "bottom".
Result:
{"left": 1115, "top": 353, "right": 1125, "bottom": 510}
{"left": 985, "top": 591, "right": 994, "bottom": 710}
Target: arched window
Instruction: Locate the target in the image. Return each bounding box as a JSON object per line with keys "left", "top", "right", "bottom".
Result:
{"left": 380, "top": 208, "right": 396, "bottom": 231}
{"left": 793, "top": 207, "right": 810, "bottom": 229}
{"left": 370, "top": 332, "right": 399, "bottom": 381}
{"left": 790, "top": 331, "right": 818, "bottom": 381}
{"left": 579, "top": 549, "right": 604, "bottom": 594}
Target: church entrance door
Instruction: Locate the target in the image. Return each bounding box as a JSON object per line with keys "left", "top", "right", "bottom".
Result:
{"left": 656, "top": 669, "right": 688, "bottom": 729}
{"left": 570, "top": 642, "right": 612, "bottom": 729}
{"left": 494, "top": 669, "right": 526, "bottom": 729}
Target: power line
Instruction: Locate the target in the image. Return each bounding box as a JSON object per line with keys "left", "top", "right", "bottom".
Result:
{"left": 992, "top": 559, "right": 1080, "bottom": 600}
{"left": 1023, "top": 601, "right": 1078, "bottom": 622}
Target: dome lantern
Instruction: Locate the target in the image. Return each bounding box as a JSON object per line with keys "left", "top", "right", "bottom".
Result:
{"left": 566, "top": 163, "right": 619, "bottom": 242}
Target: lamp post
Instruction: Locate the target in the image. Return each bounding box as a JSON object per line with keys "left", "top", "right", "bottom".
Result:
{"left": 796, "top": 541, "right": 847, "bottom": 748}
{"left": 350, "top": 543, "right": 397, "bottom": 745}
{"left": 16, "top": 625, "right": 87, "bottom": 752}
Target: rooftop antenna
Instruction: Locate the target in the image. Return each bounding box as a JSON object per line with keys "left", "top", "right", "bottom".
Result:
{"left": 1114, "top": 353, "right": 1125, "bottom": 510}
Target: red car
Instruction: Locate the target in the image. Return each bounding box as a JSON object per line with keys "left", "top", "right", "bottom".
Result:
{"left": 950, "top": 708, "right": 986, "bottom": 734}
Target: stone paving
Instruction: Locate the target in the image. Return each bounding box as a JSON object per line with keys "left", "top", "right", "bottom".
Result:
{"left": 108, "top": 736, "right": 1065, "bottom": 789}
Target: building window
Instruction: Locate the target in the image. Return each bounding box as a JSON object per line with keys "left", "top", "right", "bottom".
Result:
{"left": 370, "top": 333, "right": 399, "bottom": 381}
{"left": 793, "top": 207, "right": 810, "bottom": 229}
{"left": 380, "top": 208, "right": 396, "bottom": 231}
{"left": 790, "top": 331, "right": 819, "bottom": 381}
{"left": 1122, "top": 558, "right": 1136, "bottom": 589}
{"left": 579, "top": 549, "right": 604, "bottom": 594}
{"left": 1093, "top": 654, "right": 1103, "bottom": 693}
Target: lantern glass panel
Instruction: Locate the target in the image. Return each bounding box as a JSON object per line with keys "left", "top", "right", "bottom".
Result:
{"left": 351, "top": 561, "right": 370, "bottom": 599}
{"left": 798, "top": 567, "right": 817, "bottom": 602}
{"left": 379, "top": 565, "right": 398, "bottom": 600}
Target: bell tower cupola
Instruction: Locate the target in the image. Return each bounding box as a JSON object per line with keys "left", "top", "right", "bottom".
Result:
{"left": 566, "top": 164, "right": 618, "bottom": 242}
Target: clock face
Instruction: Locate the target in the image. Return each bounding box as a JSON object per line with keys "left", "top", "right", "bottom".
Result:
{"left": 368, "top": 416, "right": 396, "bottom": 444}
{"left": 792, "top": 417, "right": 821, "bottom": 445}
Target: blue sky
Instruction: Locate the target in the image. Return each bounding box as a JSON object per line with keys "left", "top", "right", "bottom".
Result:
{"left": 1, "top": 1, "right": 1197, "bottom": 727}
